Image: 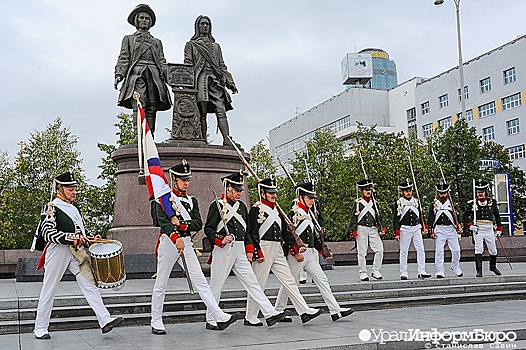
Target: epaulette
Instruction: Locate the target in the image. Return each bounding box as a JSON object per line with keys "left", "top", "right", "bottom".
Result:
{"left": 252, "top": 201, "right": 262, "bottom": 208}
{"left": 467, "top": 199, "right": 474, "bottom": 204}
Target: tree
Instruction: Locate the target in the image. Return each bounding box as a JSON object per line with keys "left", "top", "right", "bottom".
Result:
{"left": 80, "top": 113, "right": 134, "bottom": 236}
{"left": 0, "top": 118, "right": 85, "bottom": 249}
{"left": 247, "top": 139, "right": 277, "bottom": 204}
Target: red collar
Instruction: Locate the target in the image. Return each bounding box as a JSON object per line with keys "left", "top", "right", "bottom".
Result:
{"left": 361, "top": 195, "right": 371, "bottom": 202}
{"left": 221, "top": 193, "right": 234, "bottom": 203}
{"left": 297, "top": 201, "right": 309, "bottom": 212}
{"left": 261, "top": 198, "right": 276, "bottom": 208}
{"left": 172, "top": 188, "right": 186, "bottom": 197}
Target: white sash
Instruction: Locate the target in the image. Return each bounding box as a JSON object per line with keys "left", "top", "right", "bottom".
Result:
{"left": 357, "top": 198, "right": 376, "bottom": 222}
{"left": 400, "top": 197, "right": 420, "bottom": 221}
{"left": 171, "top": 194, "right": 192, "bottom": 221}
{"left": 258, "top": 204, "right": 281, "bottom": 239}
{"left": 216, "top": 199, "right": 246, "bottom": 232}
{"left": 434, "top": 199, "right": 455, "bottom": 225}
{"left": 53, "top": 198, "right": 85, "bottom": 234}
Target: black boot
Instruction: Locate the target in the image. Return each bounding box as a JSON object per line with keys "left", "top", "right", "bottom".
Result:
{"left": 475, "top": 254, "right": 483, "bottom": 277}
{"left": 489, "top": 255, "right": 502, "bottom": 276}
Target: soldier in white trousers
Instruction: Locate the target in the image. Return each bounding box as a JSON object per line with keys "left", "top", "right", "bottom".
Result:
{"left": 275, "top": 182, "right": 354, "bottom": 322}
{"left": 32, "top": 172, "right": 123, "bottom": 340}
{"left": 392, "top": 179, "right": 431, "bottom": 280}
{"left": 428, "top": 181, "right": 463, "bottom": 278}
{"left": 150, "top": 160, "right": 238, "bottom": 334}
{"left": 204, "top": 172, "right": 287, "bottom": 328}
{"left": 245, "top": 176, "right": 322, "bottom": 326}
{"left": 464, "top": 179, "right": 503, "bottom": 277}
{"left": 348, "top": 178, "right": 386, "bottom": 281}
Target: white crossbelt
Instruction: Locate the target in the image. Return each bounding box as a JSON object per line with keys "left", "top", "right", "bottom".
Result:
{"left": 295, "top": 207, "right": 313, "bottom": 235}
{"left": 434, "top": 199, "right": 455, "bottom": 225}
{"left": 216, "top": 200, "right": 246, "bottom": 232}
{"left": 258, "top": 204, "right": 281, "bottom": 239}
{"left": 171, "top": 194, "right": 193, "bottom": 221}
{"left": 357, "top": 198, "right": 376, "bottom": 222}
{"left": 399, "top": 197, "right": 420, "bottom": 221}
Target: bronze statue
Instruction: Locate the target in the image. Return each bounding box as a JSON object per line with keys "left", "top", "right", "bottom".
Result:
{"left": 114, "top": 4, "right": 172, "bottom": 139}
{"left": 184, "top": 15, "right": 238, "bottom": 146}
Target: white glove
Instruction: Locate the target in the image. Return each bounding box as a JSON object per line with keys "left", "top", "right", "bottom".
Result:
{"left": 469, "top": 225, "right": 478, "bottom": 233}
{"left": 495, "top": 231, "right": 502, "bottom": 236}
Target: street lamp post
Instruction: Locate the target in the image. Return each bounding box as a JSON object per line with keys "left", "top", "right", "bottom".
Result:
{"left": 434, "top": 0, "right": 467, "bottom": 121}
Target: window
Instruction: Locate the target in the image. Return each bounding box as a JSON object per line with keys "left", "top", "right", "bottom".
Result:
{"left": 480, "top": 77, "right": 491, "bottom": 93}
{"left": 507, "top": 118, "right": 520, "bottom": 135}
{"left": 483, "top": 126, "right": 495, "bottom": 141}
{"left": 508, "top": 145, "right": 525, "bottom": 160}
{"left": 504, "top": 67, "right": 516, "bottom": 85}
{"left": 421, "top": 101, "right": 430, "bottom": 115}
{"left": 478, "top": 101, "right": 496, "bottom": 118}
{"left": 422, "top": 123, "right": 433, "bottom": 137}
{"left": 458, "top": 86, "right": 469, "bottom": 102}
{"left": 439, "top": 94, "right": 449, "bottom": 109}
{"left": 407, "top": 107, "right": 417, "bottom": 134}
{"left": 502, "top": 93, "right": 521, "bottom": 111}
{"left": 456, "top": 109, "right": 473, "bottom": 122}
{"left": 438, "top": 116, "right": 452, "bottom": 130}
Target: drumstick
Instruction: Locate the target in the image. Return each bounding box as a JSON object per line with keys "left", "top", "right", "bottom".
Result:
{"left": 87, "top": 238, "right": 119, "bottom": 244}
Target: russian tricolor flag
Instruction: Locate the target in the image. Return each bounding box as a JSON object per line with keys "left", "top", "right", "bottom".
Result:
{"left": 138, "top": 101, "right": 175, "bottom": 218}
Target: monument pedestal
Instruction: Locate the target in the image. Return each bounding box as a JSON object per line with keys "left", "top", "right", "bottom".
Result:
{"left": 108, "top": 143, "right": 249, "bottom": 255}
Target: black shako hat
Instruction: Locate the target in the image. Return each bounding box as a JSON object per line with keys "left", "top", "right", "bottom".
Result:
{"left": 222, "top": 171, "right": 244, "bottom": 191}
{"left": 258, "top": 175, "right": 278, "bottom": 194}
{"left": 398, "top": 178, "right": 413, "bottom": 190}
{"left": 54, "top": 171, "right": 77, "bottom": 187}
{"left": 475, "top": 179, "right": 490, "bottom": 192}
{"left": 357, "top": 178, "right": 374, "bottom": 190}
{"left": 436, "top": 180, "right": 450, "bottom": 193}
{"left": 128, "top": 4, "right": 156, "bottom": 27}
{"left": 169, "top": 159, "right": 192, "bottom": 180}
{"left": 295, "top": 181, "right": 317, "bottom": 199}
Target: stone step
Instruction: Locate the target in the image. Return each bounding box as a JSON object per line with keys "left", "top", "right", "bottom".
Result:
{"left": 2, "top": 275, "right": 526, "bottom": 334}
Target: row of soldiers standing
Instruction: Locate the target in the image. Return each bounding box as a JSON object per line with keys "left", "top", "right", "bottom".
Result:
{"left": 349, "top": 177, "right": 503, "bottom": 281}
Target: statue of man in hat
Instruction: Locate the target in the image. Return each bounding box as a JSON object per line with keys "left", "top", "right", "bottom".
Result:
{"left": 184, "top": 15, "right": 238, "bottom": 145}
{"left": 114, "top": 4, "right": 172, "bottom": 139}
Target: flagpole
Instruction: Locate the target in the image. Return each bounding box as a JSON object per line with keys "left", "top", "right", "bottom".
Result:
{"left": 133, "top": 92, "right": 145, "bottom": 184}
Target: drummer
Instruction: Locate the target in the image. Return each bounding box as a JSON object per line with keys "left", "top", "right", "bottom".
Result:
{"left": 150, "top": 160, "right": 238, "bottom": 334}
{"left": 30, "top": 171, "right": 123, "bottom": 340}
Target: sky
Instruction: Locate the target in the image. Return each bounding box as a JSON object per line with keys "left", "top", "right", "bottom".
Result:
{"left": 2, "top": 0, "right": 526, "bottom": 184}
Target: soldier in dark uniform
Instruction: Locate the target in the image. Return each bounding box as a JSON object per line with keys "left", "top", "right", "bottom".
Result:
{"left": 245, "top": 176, "right": 321, "bottom": 326}
{"left": 31, "top": 172, "right": 123, "bottom": 339}
{"left": 393, "top": 179, "right": 431, "bottom": 280}
{"left": 428, "top": 180, "right": 463, "bottom": 278}
{"left": 114, "top": 4, "right": 171, "bottom": 138}
{"left": 464, "top": 179, "right": 502, "bottom": 277}
{"left": 275, "top": 181, "right": 353, "bottom": 322}
{"left": 348, "top": 178, "right": 386, "bottom": 281}
{"left": 150, "top": 160, "right": 237, "bottom": 334}
{"left": 184, "top": 15, "right": 238, "bottom": 145}
{"left": 204, "top": 171, "right": 286, "bottom": 328}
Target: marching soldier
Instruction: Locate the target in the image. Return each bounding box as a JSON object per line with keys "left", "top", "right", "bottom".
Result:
{"left": 204, "top": 171, "right": 287, "bottom": 329}
{"left": 275, "top": 181, "right": 354, "bottom": 322}
{"left": 245, "top": 176, "right": 322, "bottom": 326}
{"left": 428, "top": 180, "right": 463, "bottom": 278}
{"left": 31, "top": 172, "right": 123, "bottom": 339}
{"left": 150, "top": 160, "right": 238, "bottom": 334}
{"left": 393, "top": 179, "right": 431, "bottom": 280}
{"left": 348, "top": 178, "right": 386, "bottom": 281}
{"left": 464, "top": 179, "right": 502, "bottom": 277}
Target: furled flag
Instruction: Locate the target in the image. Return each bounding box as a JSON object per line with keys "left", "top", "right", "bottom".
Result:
{"left": 137, "top": 100, "right": 176, "bottom": 218}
